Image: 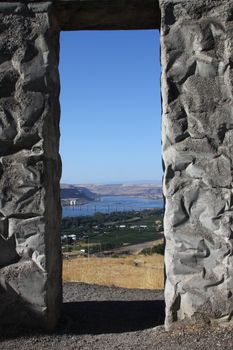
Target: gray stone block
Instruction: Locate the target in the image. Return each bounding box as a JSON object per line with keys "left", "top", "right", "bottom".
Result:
{"left": 160, "top": 0, "right": 233, "bottom": 329}
{"left": 0, "top": 1, "right": 62, "bottom": 330}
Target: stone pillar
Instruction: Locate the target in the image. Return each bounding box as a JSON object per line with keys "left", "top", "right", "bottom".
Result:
{"left": 161, "top": 0, "right": 233, "bottom": 328}
{"left": 0, "top": 2, "right": 62, "bottom": 329}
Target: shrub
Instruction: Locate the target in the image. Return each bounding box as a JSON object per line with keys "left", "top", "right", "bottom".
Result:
{"left": 140, "top": 243, "right": 164, "bottom": 256}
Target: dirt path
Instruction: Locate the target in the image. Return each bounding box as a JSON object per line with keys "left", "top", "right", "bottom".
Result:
{"left": 0, "top": 283, "right": 232, "bottom": 350}
{"left": 115, "top": 238, "right": 164, "bottom": 254}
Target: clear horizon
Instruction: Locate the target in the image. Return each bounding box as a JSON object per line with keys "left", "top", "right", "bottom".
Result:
{"left": 59, "top": 30, "right": 162, "bottom": 184}
{"left": 61, "top": 179, "right": 162, "bottom": 185}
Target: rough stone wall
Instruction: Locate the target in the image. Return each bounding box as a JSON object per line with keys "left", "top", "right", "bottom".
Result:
{"left": 160, "top": 0, "right": 233, "bottom": 328}
{"left": 0, "top": 2, "right": 62, "bottom": 329}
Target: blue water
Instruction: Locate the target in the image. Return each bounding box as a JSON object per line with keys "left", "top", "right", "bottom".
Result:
{"left": 62, "top": 196, "right": 164, "bottom": 217}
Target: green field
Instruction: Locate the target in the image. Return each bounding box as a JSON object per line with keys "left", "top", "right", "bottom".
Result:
{"left": 62, "top": 209, "right": 164, "bottom": 253}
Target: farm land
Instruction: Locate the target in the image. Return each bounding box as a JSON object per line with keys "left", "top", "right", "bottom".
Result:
{"left": 61, "top": 209, "right": 165, "bottom": 289}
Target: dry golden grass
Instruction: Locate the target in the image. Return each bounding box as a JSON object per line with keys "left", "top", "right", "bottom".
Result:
{"left": 63, "top": 254, "right": 164, "bottom": 290}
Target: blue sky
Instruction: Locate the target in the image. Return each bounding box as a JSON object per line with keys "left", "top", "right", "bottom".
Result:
{"left": 59, "top": 30, "right": 162, "bottom": 184}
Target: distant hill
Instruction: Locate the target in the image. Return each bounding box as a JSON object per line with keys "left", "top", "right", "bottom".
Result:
{"left": 61, "top": 183, "right": 163, "bottom": 200}
{"left": 60, "top": 185, "right": 98, "bottom": 205}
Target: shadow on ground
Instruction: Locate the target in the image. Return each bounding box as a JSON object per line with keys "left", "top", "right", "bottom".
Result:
{"left": 0, "top": 299, "right": 165, "bottom": 339}
{"left": 58, "top": 300, "right": 165, "bottom": 335}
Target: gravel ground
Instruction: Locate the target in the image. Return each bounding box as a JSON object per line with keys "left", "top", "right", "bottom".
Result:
{"left": 0, "top": 283, "right": 233, "bottom": 350}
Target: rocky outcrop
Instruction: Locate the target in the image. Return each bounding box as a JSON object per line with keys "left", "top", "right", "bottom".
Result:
{"left": 160, "top": 0, "right": 233, "bottom": 329}
{"left": 0, "top": 2, "right": 62, "bottom": 329}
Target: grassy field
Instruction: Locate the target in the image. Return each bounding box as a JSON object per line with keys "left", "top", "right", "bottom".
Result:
{"left": 62, "top": 209, "right": 164, "bottom": 253}
{"left": 62, "top": 209, "right": 164, "bottom": 289}
{"left": 84, "top": 229, "right": 162, "bottom": 247}
{"left": 63, "top": 254, "right": 164, "bottom": 290}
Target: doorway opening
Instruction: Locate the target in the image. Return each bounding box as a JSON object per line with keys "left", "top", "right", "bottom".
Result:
{"left": 59, "top": 29, "right": 165, "bottom": 330}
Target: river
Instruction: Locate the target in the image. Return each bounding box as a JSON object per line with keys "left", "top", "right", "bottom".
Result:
{"left": 62, "top": 195, "right": 164, "bottom": 217}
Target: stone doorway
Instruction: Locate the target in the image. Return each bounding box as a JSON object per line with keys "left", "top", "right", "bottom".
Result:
{"left": 1, "top": 0, "right": 233, "bottom": 331}
{"left": 0, "top": 0, "right": 162, "bottom": 330}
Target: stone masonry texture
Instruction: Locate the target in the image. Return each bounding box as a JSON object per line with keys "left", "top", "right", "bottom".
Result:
{"left": 160, "top": 0, "right": 233, "bottom": 328}
{"left": 0, "top": 2, "right": 62, "bottom": 329}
